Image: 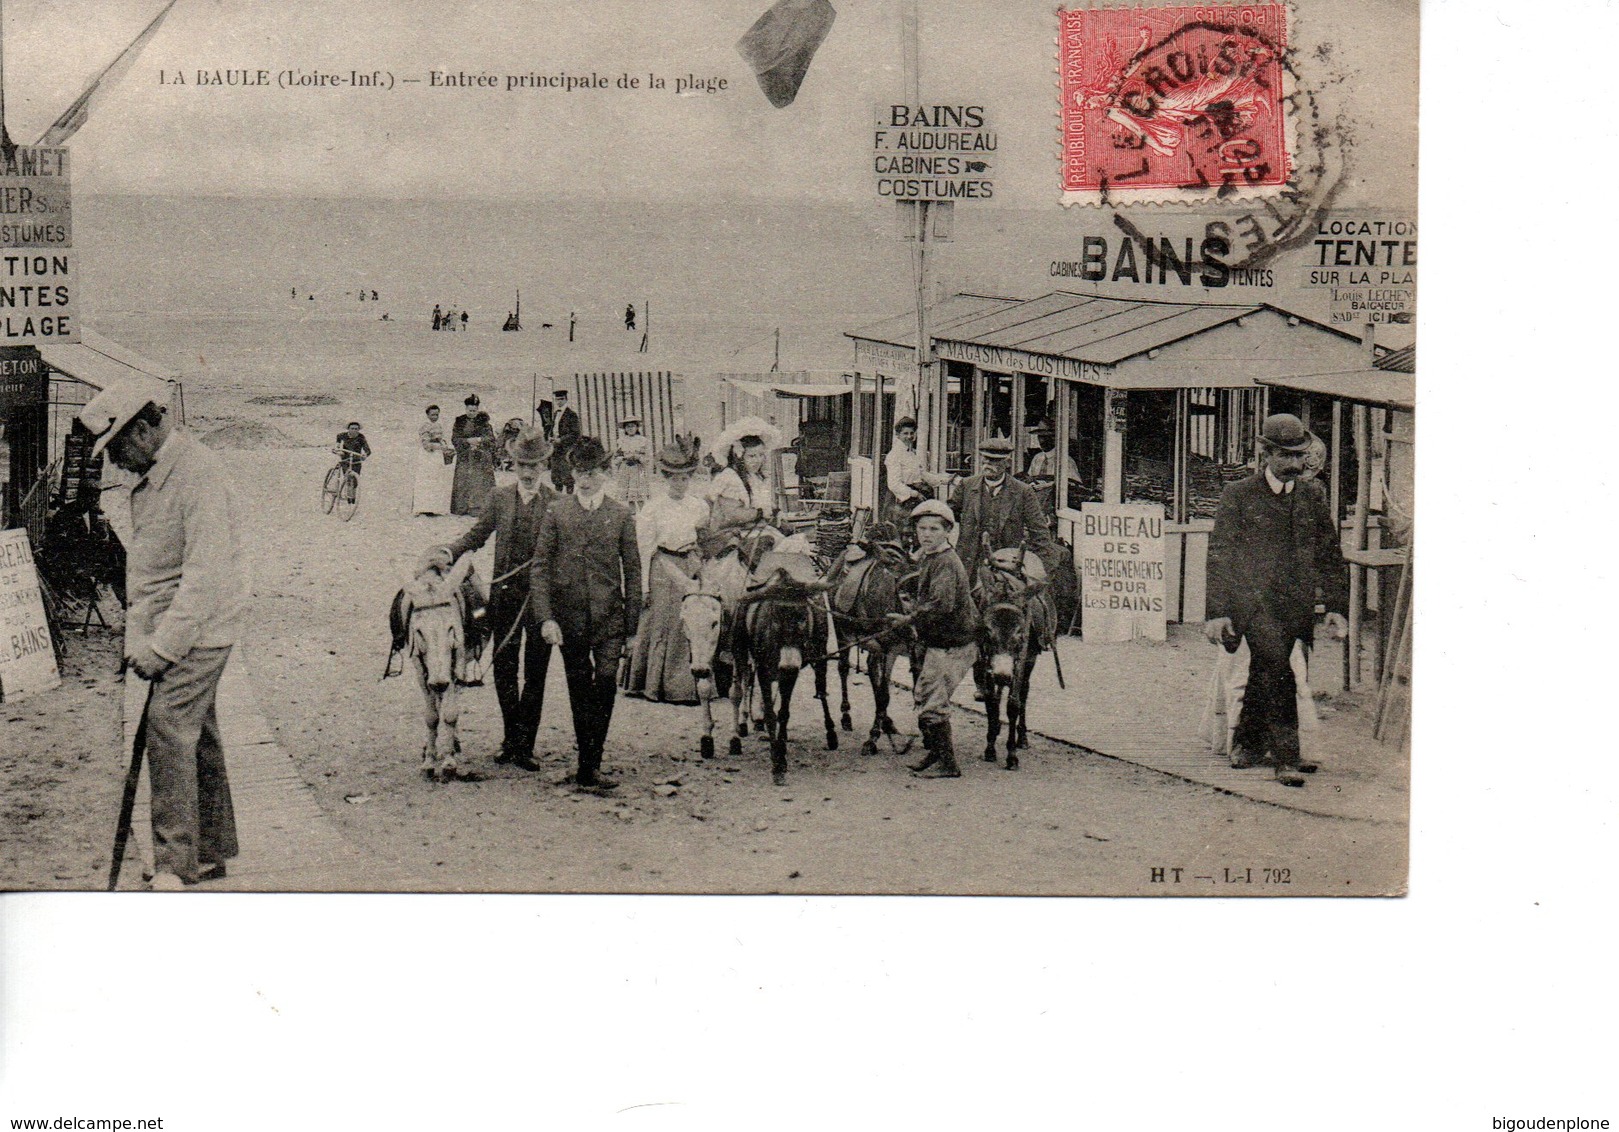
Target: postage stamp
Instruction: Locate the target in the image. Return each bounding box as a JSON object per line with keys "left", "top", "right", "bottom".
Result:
{"left": 1060, "top": 3, "right": 1294, "bottom": 203}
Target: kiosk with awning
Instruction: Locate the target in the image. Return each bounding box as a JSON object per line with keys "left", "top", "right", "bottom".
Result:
{"left": 720, "top": 372, "right": 855, "bottom": 512}
{"left": 1, "top": 328, "right": 182, "bottom": 539}
{"left": 850, "top": 292, "right": 1388, "bottom": 623}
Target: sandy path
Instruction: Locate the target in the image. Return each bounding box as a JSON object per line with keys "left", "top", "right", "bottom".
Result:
{"left": 203, "top": 392, "right": 1404, "bottom": 895}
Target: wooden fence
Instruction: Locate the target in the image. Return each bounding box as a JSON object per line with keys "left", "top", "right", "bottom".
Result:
{"left": 570, "top": 371, "right": 685, "bottom": 452}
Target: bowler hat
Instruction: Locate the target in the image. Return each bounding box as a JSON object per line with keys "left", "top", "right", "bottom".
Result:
{"left": 506, "top": 428, "right": 552, "bottom": 463}
{"left": 978, "top": 435, "right": 1015, "bottom": 459}
{"left": 1258, "top": 413, "right": 1315, "bottom": 453}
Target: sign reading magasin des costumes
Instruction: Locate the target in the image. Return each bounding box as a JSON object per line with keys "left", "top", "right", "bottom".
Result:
{"left": 1, "top": 146, "right": 78, "bottom": 344}
{"left": 873, "top": 104, "right": 995, "bottom": 201}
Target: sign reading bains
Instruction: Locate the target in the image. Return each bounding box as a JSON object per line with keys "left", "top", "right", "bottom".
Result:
{"left": 873, "top": 104, "right": 994, "bottom": 201}
{"left": 0, "top": 146, "right": 78, "bottom": 344}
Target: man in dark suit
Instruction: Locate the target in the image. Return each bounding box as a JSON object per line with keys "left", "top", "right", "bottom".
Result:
{"left": 432, "top": 428, "right": 556, "bottom": 770}
{"left": 543, "top": 388, "right": 581, "bottom": 492}
{"left": 954, "top": 435, "right": 1058, "bottom": 577}
{"left": 532, "top": 436, "right": 641, "bottom": 793}
{"left": 1205, "top": 414, "right": 1348, "bottom": 786}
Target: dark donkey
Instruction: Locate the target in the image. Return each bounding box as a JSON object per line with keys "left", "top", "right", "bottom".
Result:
{"left": 825, "top": 526, "right": 916, "bottom": 758}
{"left": 972, "top": 548, "right": 1055, "bottom": 770}
{"left": 731, "top": 566, "right": 839, "bottom": 786}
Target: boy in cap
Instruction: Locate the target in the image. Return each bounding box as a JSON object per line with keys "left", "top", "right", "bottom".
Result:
{"left": 429, "top": 427, "right": 556, "bottom": 770}
{"left": 531, "top": 437, "right": 641, "bottom": 792}
{"left": 543, "top": 388, "right": 581, "bottom": 491}
{"left": 333, "top": 421, "right": 371, "bottom": 502}
{"left": 79, "top": 379, "right": 250, "bottom": 888}
{"left": 902, "top": 499, "right": 978, "bottom": 779}
{"left": 1205, "top": 413, "right": 1348, "bottom": 786}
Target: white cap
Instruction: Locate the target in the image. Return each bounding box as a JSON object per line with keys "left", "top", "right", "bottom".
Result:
{"left": 79, "top": 378, "right": 169, "bottom": 459}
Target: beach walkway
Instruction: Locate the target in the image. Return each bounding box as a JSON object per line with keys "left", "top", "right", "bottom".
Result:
{"left": 117, "top": 647, "right": 417, "bottom": 891}
{"left": 891, "top": 623, "right": 1407, "bottom": 824}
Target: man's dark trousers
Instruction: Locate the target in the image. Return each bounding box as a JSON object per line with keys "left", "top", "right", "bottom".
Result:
{"left": 1230, "top": 605, "right": 1306, "bottom": 762}
{"left": 489, "top": 583, "right": 551, "bottom": 758}
{"left": 560, "top": 637, "right": 623, "bottom": 782}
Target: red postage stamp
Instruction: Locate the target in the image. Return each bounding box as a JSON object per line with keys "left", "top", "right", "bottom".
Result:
{"left": 1059, "top": 4, "right": 1292, "bottom": 202}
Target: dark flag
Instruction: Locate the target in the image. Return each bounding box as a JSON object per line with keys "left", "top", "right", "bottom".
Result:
{"left": 737, "top": 0, "right": 837, "bottom": 109}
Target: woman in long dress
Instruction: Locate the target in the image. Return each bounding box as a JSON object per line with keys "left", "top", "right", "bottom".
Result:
{"left": 707, "top": 416, "right": 781, "bottom": 532}
{"left": 613, "top": 416, "right": 654, "bottom": 512}
{"left": 624, "top": 440, "right": 709, "bottom": 703}
{"left": 451, "top": 402, "right": 497, "bottom": 515}
{"left": 413, "top": 404, "right": 455, "bottom": 515}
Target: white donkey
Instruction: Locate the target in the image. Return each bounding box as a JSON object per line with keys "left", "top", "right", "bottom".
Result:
{"left": 389, "top": 551, "right": 486, "bottom": 782}
{"left": 679, "top": 549, "right": 753, "bottom": 762}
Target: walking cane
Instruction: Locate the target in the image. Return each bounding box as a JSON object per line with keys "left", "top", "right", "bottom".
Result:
{"left": 108, "top": 671, "right": 157, "bottom": 892}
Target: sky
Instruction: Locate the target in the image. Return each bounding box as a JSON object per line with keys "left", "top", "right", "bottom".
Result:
{"left": 1, "top": 0, "right": 1419, "bottom": 206}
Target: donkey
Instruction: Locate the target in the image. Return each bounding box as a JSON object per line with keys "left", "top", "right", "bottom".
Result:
{"left": 825, "top": 529, "right": 915, "bottom": 758}
{"left": 388, "top": 554, "right": 486, "bottom": 782}
{"left": 972, "top": 549, "right": 1055, "bottom": 771}
{"left": 679, "top": 548, "right": 753, "bottom": 762}
{"left": 731, "top": 567, "right": 840, "bottom": 786}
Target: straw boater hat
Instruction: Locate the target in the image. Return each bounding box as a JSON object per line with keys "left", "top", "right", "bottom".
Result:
{"left": 713, "top": 415, "right": 783, "bottom": 460}
{"left": 656, "top": 438, "right": 701, "bottom": 474}
{"left": 620, "top": 414, "right": 642, "bottom": 427}
{"left": 79, "top": 377, "right": 170, "bottom": 459}
{"left": 505, "top": 427, "right": 552, "bottom": 463}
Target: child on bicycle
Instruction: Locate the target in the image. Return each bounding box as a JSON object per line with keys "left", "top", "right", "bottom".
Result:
{"left": 334, "top": 421, "right": 371, "bottom": 502}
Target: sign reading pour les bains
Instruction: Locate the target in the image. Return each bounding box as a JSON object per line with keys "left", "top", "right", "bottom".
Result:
{"left": 1078, "top": 503, "right": 1167, "bottom": 643}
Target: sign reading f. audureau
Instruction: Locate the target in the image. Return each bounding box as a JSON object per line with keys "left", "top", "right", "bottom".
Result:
{"left": 872, "top": 103, "right": 995, "bottom": 201}
{"left": 0, "top": 146, "right": 78, "bottom": 344}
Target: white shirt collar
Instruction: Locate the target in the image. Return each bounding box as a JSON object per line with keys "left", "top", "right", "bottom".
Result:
{"left": 517, "top": 484, "right": 541, "bottom": 505}
{"left": 576, "top": 489, "right": 604, "bottom": 512}
{"left": 1264, "top": 467, "right": 1295, "bottom": 495}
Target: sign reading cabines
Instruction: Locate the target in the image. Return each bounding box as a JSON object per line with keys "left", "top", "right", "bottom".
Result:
{"left": 0, "top": 528, "right": 60, "bottom": 701}
{"left": 873, "top": 104, "right": 995, "bottom": 201}
{"left": 1, "top": 147, "right": 71, "bottom": 248}
{"left": 1078, "top": 503, "right": 1166, "bottom": 642}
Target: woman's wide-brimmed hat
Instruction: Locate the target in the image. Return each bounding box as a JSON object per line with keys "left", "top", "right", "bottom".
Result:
{"left": 620, "top": 414, "right": 642, "bottom": 427}
{"left": 657, "top": 437, "right": 701, "bottom": 474}
{"left": 712, "top": 415, "right": 783, "bottom": 460}
{"left": 506, "top": 428, "right": 552, "bottom": 463}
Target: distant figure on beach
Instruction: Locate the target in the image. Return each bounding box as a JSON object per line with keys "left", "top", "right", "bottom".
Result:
{"left": 569, "top": 311, "right": 576, "bottom": 342}
{"left": 291, "top": 287, "right": 297, "bottom": 299}
{"left": 371, "top": 290, "right": 378, "bottom": 301}
{"left": 451, "top": 395, "right": 496, "bottom": 515}
{"left": 625, "top": 304, "right": 636, "bottom": 331}
{"left": 460, "top": 311, "right": 469, "bottom": 332}
{"left": 432, "top": 304, "right": 443, "bottom": 331}
{"left": 413, "top": 404, "right": 454, "bottom": 516}
{"left": 613, "top": 415, "right": 653, "bottom": 513}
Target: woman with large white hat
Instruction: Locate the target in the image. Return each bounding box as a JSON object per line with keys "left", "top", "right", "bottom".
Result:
{"left": 624, "top": 438, "right": 709, "bottom": 703}
{"left": 706, "top": 415, "right": 782, "bottom": 531}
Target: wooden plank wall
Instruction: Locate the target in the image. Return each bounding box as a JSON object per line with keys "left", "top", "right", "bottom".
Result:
{"left": 572, "top": 371, "right": 682, "bottom": 452}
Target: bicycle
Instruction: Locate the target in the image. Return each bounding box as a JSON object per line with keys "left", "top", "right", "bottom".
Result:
{"left": 322, "top": 450, "right": 364, "bottom": 521}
